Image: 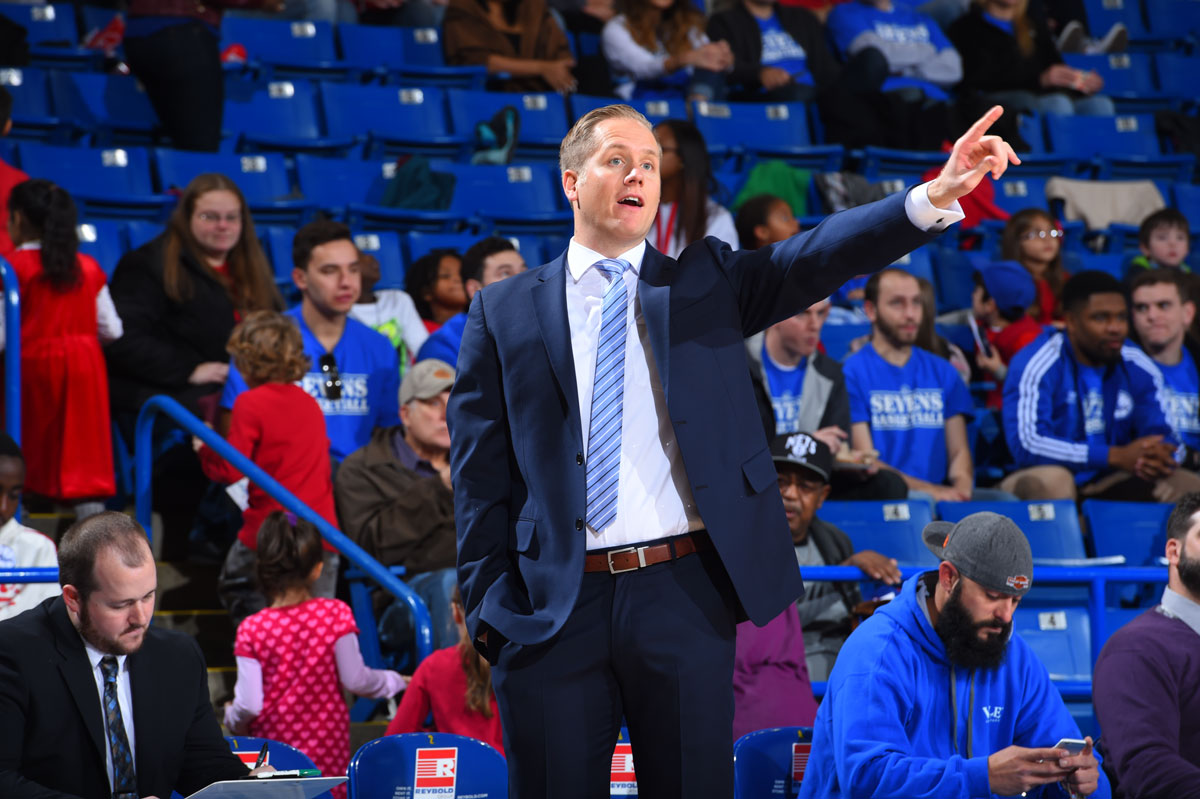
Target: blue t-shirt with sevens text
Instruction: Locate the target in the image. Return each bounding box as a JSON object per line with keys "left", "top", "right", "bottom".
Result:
{"left": 844, "top": 343, "right": 972, "bottom": 484}
{"left": 1158, "top": 354, "right": 1200, "bottom": 451}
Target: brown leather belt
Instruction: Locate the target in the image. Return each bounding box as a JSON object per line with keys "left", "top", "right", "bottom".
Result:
{"left": 584, "top": 533, "right": 708, "bottom": 574}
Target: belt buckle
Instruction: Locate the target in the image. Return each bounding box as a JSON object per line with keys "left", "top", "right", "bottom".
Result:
{"left": 607, "top": 545, "right": 646, "bottom": 574}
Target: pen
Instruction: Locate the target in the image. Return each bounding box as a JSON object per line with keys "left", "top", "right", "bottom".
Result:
{"left": 253, "top": 742, "right": 269, "bottom": 770}
{"left": 255, "top": 769, "right": 322, "bottom": 778}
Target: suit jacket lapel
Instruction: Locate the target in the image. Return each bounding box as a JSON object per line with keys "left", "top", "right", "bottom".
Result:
{"left": 50, "top": 599, "right": 107, "bottom": 765}
{"left": 638, "top": 247, "right": 672, "bottom": 405}
{"left": 533, "top": 255, "right": 583, "bottom": 446}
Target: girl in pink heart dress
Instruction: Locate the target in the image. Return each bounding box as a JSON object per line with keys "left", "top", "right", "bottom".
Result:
{"left": 225, "top": 512, "right": 407, "bottom": 797}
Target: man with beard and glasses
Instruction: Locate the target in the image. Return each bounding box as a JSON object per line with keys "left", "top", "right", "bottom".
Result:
{"left": 1092, "top": 492, "right": 1200, "bottom": 798}
{"left": 0, "top": 512, "right": 266, "bottom": 798}
{"left": 801, "top": 511, "right": 1109, "bottom": 799}
{"left": 843, "top": 268, "right": 990, "bottom": 503}
{"left": 1002, "top": 270, "right": 1179, "bottom": 502}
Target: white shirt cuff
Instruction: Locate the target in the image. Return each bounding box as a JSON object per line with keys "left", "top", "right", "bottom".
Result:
{"left": 905, "top": 181, "right": 965, "bottom": 232}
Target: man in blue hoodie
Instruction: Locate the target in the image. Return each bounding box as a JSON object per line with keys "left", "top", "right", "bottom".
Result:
{"left": 801, "top": 512, "right": 1108, "bottom": 799}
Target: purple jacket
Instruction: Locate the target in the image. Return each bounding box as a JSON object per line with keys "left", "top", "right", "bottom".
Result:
{"left": 733, "top": 606, "right": 817, "bottom": 740}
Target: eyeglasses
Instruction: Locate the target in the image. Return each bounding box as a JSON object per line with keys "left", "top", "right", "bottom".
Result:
{"left": 1021, "top": 229, "right": 1062, "bottom": 240}
{"left": 318, "top": 353, "right": 342, "bottom": 400}
{"left": 195, "top": 212, "right": 241, "bottom": 224}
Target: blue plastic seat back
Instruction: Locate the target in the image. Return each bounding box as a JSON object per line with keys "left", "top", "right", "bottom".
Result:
{"left": 446, "top": 89, "right": 569, "bottom": 148}
{"left": 694, "top": 100, "right": 814, "bottom": 155}
{"left": 819, "top": 322, "right": 871, "bottom": 362}
{"left": 937, "top": 500, "right": 1085, "bottom": 560}
{"left": 890, "top": 245, "right": 934, "bottom": 284}
{"left": 1173, "top": 182, "right": 1200, "bottom": 225}
{"left": 1155, "top": 53, "right": 1200, "bottom": 99}
{"left": 223, "top": 80, "right": 324, "bottom": 141}
{"left": 0, "top": 66, "right": 54, "bottom": 126}
{"left": 1081, "top": 0, "right": 1151, "bottom": 40}
{"left": 399, "top": 26, "right": 450, "bottom": 68}
{"left": 19, "top": 142, "right": 156, "bottom": 197}
{"left": 124, "top": 220, "right": 163, "bottom": 251}
{"left": 221, "top": 17, "right": 338, "bottom": 67}
{"left": 1073, "top": 252, "right": 1127, "bottom": 280}
{"left": 1012, "top": 606, "right": 1092, "bottom": 682}
{"left": 1044, "top": 113, "right": 1161, "bottom": 159}
{"left": 991, "top": 176, "right": 1050, "bottom": 216}
{"left": 405, "top": 231, "right": 478, "bottom": 266}
{"left": 259, "top": 226, "right": 298, "bottom": 284}
{"left": 348, "top": 733, "right": 506, "bottom": 799}
{"left": 338, "top": 23, "right": 409, "bottom": 72}
{"left": 1083, "top": 499, "right": 1171, "bottom": 565}
{"left": 1062, "top": 53, "right": 1156, "bottom": 96}
{"left": 733, "top": 726, "right": 815, "bottom": 799}
{"left": 569, "top": 93, "right": 686, "bottom": 124}
{"left": 931, "top": 247, "right": 978, "bottom": 312}
{"left": 295, "top": 155, "right": 396, "bottom": 208}
{"left": 49, "top": 71, "right": 159, "bottom": 137}
{"left": 226, "top": 735, "right": 332, "bottom": 799}
{"left": 1143, "top": 0, "right": 1200, "bottom": 37}
{"left": 467, "top": 163, "right": 570, "bottom": 219}
{"left": 817, "top": 501, "right": 937, "bottom": 565}
{"left": 154, "top": 149, "right": 293, "bottom": 204}
{"left": 76, "top": 219, "right": 126, "bottom": 278}
{"left": 353, "top": 230, "right": 407, "bottom": 290}
{"left": 320, "top": 82, "right": 454, "bottom": 142}
{"left": 0, "top": 3, "right": 77, "bottom": 45}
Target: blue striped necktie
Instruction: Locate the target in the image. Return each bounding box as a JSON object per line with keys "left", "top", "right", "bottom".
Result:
{"left": 100, "top": 655, "right": 137, "bottom": 798}
{"left": 585, "top": 258, "right": 632, "bottom": 532}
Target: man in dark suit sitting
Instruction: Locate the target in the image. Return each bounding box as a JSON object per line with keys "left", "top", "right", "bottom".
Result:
{"left": 449, "top": 102, "right": 1018, "bottom": 798}
{"left": 0, "top": 511, "right": 260, "bottom": 798}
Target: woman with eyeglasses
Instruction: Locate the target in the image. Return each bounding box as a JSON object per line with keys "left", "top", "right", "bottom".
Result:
{"left": 1001, "top": 207, "right": 1069, "bottom": 325}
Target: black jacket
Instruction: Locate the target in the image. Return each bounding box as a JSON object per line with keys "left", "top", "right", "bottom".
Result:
{"left": 104, "top": 235, "right": 238, "bottom": 415}
{"left": 948, "top": 6, "right": 1063, "bottom": 94}
{"left": 707, "top": 3, "right": 842, "bottom": 96}
{"left": 805, "top": 515, "right": 864, "bottom": 614}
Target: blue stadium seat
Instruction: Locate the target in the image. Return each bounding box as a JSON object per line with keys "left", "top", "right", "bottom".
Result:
{"left": 890, "top": 245, "right": 935, "bottom": 285}
{"left": 1143, "top": 0, "right": 1200, "bottom": 40}
{"left": 1080, "top": 0, "right": 1152, "bottom": 45}
{"left": 468, "top": 163, "right": 574, "bottom": 236}
{"left": 569, "top": 94, "right": 686, "bottom": 124}
{"left": 858, "top": 147, "right": 944, "bottom": 181}
{"left": 819, "top": 322, "right": 871, "bottom": 361}
{"left": 337, "top": 22, "right": 406, "bottom": 78}
{"left": 1085, "top": 499, "right": 1171, "bottom": 607}
{"left": 18, "top": 142, "right": 166, "bottom": 220}
{"left": 320, "top": 83, "right": 469, "bottom": 160}
{"left": 505, "top": 234, "right": 545, "bottom": 267}
{"left": 936, "top": 500, "right": 1087, "bottom": 561}
{"left": 123, "top": 219, "right": 162, "bottom": 251}
{"left": 931, "top": 247, "right": 977, "bottom": 313}
{"left": 816, "top": 500, "right": 938, "bottom": 566}
{"left": 220, "top": 17, "right": 353, "bottom": 81}
{"left": 1013, "top": 606, "right": 1093, "bottom": 683}
{"left": 76, "top": 220, "right": 125, "bottom": 278}
{"left": 1062, "top": 53, "right": 1169, "bottom": 114}
{"left": 1044, "top": 113, "right": 1195, "bottom": 181}
{"left": 1173, "top": 182, "right": 1200, "bottom": 231}
{"left": 226, "top": 736, "right": 332, "bottom": 799}
{"left": 0, "top": 67, "right": 68, "bottom": 142}
{"left": 222, "top": 79, "right": 356, "bottom": 155}
{"left": 353, "top": 230, "right": 407, "bottom": 290}
{"left": 693, "top": 101, "right": 843, "bottom": 171}
{"left": 347, "top": 733, "right": 506, "bottom": 799}
{"left": 0, "top": 3, "right": 102, "bottom": 70}
{"left": 733, "top": 727, "right": 815, "bottom": 799}
{"left": 991, "top": 175, "right": 1050, "bottom": 216}
{"left": 153, "top": 149, "right": 314, "bottom": 225}
{"left": 386, "top": 25, "right": 489, "bottom": 88}
{"left": 404, "top": 231, "right": 477, "bottom": 265}
{"left": 258, "top": 226, "right": 299, "bottom": 286}
{"left": 49, "top": 71, "right": 160, "bottom": 146}
{"left": 446, "top": 89, "right": 569, "bottom": 162}
{"left": 1071, "top": 252, "right": 1127, "bottom": 280}
{"left": 1155, "top": 52, "right": 1200, "bottom": 103}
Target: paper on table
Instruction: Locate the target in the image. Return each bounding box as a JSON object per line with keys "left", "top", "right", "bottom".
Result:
{"left": 185, "top": 776, "right": 346, "bottom": 799}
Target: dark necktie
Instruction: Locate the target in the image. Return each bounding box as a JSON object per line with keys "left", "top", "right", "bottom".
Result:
{"left": 100, "top": 655, "right": 137, "bottom": 798}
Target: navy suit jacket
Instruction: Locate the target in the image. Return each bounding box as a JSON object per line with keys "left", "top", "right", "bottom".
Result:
{"left": 449, "top": 190, "right": 940, "bottom": 657}
{"left": 0, "top": 597, "right": 248, "bottom": 799}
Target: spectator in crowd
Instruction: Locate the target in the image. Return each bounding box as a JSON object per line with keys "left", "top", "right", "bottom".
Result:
{"left": 349, "top": 253, "right": 428, "bottom": 376}
{"left": 226, "top": 0, "right": 356, "bottom": 23}
{"left": 358, "top": 0, "right": 449, "bottom": 27}
{"left": 950, "top": 0, "right": 1115, "bottom": 116}
{"left": 971, "top": 260, "right": 1043, "bottom": 408}
{"left": 221, "top": 220, "right": 399, "bottom": 464}
{"left": 1002, "top": 208, "right": 1068, "bottom": 325}
{"left": 386, "top": 585, "right": 505, "bottom": 754}
{"left": 1127, "top": 208, "right": 1192, "bottom": 274}
{"left": 916, "top": 275, "right": 972, "bottom": 385}
{"left": 1001, "top": 270, "right": 1178, "bottom": 501}
{"left": 196, "top": 311, "right": 340, "bottom": 626}
{"left": 745, "top": 295, "right": 909, "bottom": 499}
{"left": 405, "top": 248, "right": 468, "bottom": 334}
{"left": 124, "top": 0, "right": 286, "bottom": 152}
{"left": 800, "top": 512, "right": 1107, "bottom": 799}
{"left": 107, "top": 172, "right": 281, "bottom": 558}
{"left": 443, "top": 0, "right": 577, "bottom": 93}
{"left": 649, "top": 119, "right": 739, "bottom": 258}
{"left": 733, "top": 600, "right": 817, "bottom": 740}
{"left": 843, "top": 268, "right": 978, "bottom": 503}
{"left": 0, "top": 434, "right": 59, "bottom": 621}
{"left": 225, "top": 511, "right": 406, "bottom": 799}
{"left": 0, "top": 86, "right": 28, "bottom": 256}
{"left": 4, "top": 180, "right": 120, "bottom": 521}
{"left": 735, "top": 193, "right": 799, "bottom": 251}
{"left": 335, "top": 359, "right": 459, "bottom": 650}
{"left": 1093, "top": 492, "right": 1200, "bottom": 799}
{"left": 417, "top": 237, "right": 527, "bottom": 366}
{"left": 602, "top": 0, "right": 733, "bottom": 101}
{"left": 0, "top": 512, "right": 264, "bottom": 798}
{"left": 774, "top": 432, "right": 901, "bottom": 681}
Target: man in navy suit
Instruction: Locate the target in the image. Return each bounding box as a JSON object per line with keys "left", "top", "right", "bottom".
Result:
{"left": 448, "top": 103, "right": 1017, "bottom": 798}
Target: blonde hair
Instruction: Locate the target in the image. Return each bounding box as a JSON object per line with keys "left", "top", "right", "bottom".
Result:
{"left": 226, "top": 310, "right": 309, "bottom": 385}
{"left": 559, "top": 104, "right": 655, "bottom": 177}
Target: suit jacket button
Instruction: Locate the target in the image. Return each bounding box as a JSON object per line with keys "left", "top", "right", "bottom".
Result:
{"left": 576, "top": 452, "right": 584, "bottom": 465}
{"left": 575, "top": 518, "right": 584, "bottom": 531}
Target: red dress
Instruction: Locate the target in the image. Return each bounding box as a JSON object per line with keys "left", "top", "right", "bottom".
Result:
{"left": 198, "top": 382, "right": 337, "bottom": 550}
{"left": 235, "top": 597, "right": 358, "bottom": 798}
{"left": 11, "top": 248, "right": 114, "bottom": 499}
{"left": 385, "top": 644, "right": 506, "bottom": 755}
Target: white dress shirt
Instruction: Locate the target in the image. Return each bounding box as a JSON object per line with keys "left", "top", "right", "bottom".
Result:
{"left": 566, "top": 183, "right": 963, "bottom": 550}
{"left": 82, "top": 641, "right": 136, "bottom": 794}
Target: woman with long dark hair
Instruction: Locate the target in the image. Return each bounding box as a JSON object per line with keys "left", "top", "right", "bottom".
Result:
{"left": 405, "top": 249, "right": 467, "bottom": 333}
{"left": 4, "top": 179, "right": 121, "bottom": 518}
{"left": 1002, "top": 207, "right": 1069, "bottom": 324}
{"left": 649, "top": 118, "right": 739, "bottom": 258}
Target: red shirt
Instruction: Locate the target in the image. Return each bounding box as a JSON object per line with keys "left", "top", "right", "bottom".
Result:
{"left": 198, "top": 382, "right": 337, "bottom": 549}
{"left": 385, "top": 644, "right": 505, "bottom": 755}
{"left": 983, "top": 315, "right": 1045, "bottom": 409}
{"left": 0, "top": 158, "right": 30, "bottom": 256}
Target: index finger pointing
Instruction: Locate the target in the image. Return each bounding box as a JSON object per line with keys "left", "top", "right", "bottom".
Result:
{"left": 960, "top": 105, "right": 1005, "bottom": 143}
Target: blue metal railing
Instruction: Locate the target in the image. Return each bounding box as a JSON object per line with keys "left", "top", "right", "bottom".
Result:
{"left": 1, "top": 255, "right": 20, "bottom": 444}
{"left": 133, "top": 394, "right": 433, "bottom": 663}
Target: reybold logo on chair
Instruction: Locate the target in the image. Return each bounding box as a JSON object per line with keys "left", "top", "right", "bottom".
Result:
{"left": 232, "top": 750, "right": 260, "bottom": 768}
{"left": 792, "top": 743, "right": 812, "bottom": 789}
{"left": 414, "top": 747, "right": 457, "bottom": 797}
{"left": 610, "top": 743, "right": 637, "bottom": 796}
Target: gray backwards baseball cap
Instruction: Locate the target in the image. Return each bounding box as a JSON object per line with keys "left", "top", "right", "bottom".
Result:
{"left": 922, "top": 512, "right": 1034, "bottom": 596}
